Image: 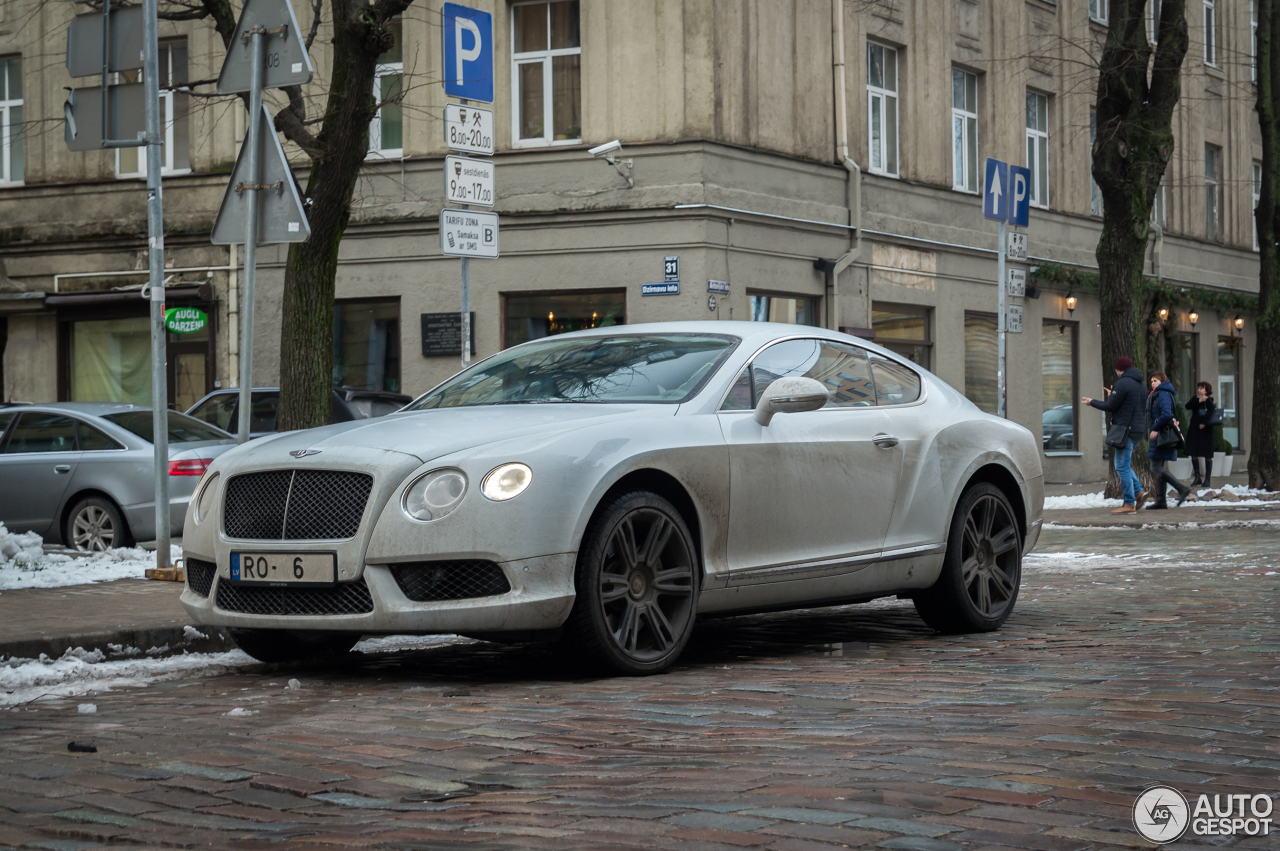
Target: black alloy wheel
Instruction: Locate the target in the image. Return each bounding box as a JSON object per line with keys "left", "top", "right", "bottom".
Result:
{"left": 914, "top": 482, "right": 1021, "bottom": 633}
{"left": 567, "top": 491, "right": 699, "bottom": 675}
{"left": 227, "top": 628, "right": 360, "bottom": 664}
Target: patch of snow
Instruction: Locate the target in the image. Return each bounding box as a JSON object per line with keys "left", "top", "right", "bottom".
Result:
{"left": 0, "top": 523, "right": 183, "bottom": 591}
{"left": 1044, "top": 487, "right": 1279, "bottom": 511}
{"left": 352, "top": 635, "right": 472, "bottom": 654}
{"left": 77, "top": 703, "right": 96, "bottom": 714}
{"left": 182, "top": 626, "right": 208, "bottom": 641}
{"left": 225, "top": 707, "right": 258, "bottom": 717}
{"left": 287, "top": 678, "right": 302, "bottom": 690}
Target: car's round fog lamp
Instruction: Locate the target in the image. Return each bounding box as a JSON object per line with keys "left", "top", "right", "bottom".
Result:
{"left": 403, "top": 469, "right": 468, "bottom": 521}
{"left": 482, "top": 463, "right": 533, "bottom": 501}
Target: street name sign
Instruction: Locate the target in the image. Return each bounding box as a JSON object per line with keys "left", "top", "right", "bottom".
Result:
{"left": 440, "top": 209, "right": 499, "bottom": 258}
{"left": 444, "top": 155, "right": 495, "bottom": 207}
{"left": 1007, "top": 232, "right": 1028, "bottom": 261}
{"left": 66, "top": 6, "right": 144, "bottom": 77}
{"left": 1008, "top": 165, "right": 1031, "bottom": 227}
{"left": 1007, "top": 268, "right": 1026, "bottom": 297}
{"left": 216, "top": 0, "right": 314, "bottom": 94}
{"left": 983, "top": 158, "right": 1008, "bottom": 221}
{"left": 211, "top": 105, "right": 311, "bottom": 244}
{"left": 442, "top": 3, "right": 494, "bottom": 103}
{"left": 1007, "top": 304, "right": 1024, "bottom": 333}
{"left": 64, "top": 83, "right": 146, "bottom": 151}
{"left": 707, "top": 279, "right": 731, "bottom": 294}
{"left": 642, "top": 282, "right": 680, "bottom": 296}
{"left": 444, "top": 103, "right": 494, "bottom": 155}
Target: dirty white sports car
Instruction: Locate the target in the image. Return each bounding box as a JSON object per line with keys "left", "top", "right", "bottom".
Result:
{"left": 180, "top": 322, "right": 1043, "bottom": 674}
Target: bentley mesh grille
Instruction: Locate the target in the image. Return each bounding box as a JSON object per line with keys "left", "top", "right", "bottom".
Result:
{"left": 186, "top": 558, "right": 216, "bottom": 598}
{"left": 223, "top": 470, "right": 372, "bottom": 540}
{"left": 390, "top": 561, "right": 511, "bottom": 602}
{"left": 215, "top": 578, "right": 374, "bottom": 616}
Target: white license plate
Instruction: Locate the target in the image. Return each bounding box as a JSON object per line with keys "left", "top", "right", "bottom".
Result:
{"left": 231, "top": 552, "right": 336, "bottom": 587}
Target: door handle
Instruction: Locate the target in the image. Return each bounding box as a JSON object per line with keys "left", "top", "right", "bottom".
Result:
{"left": 55, "top": 464, "right": 72, "bottom": 473}
{"left": 872, "top": 433, "right": 899, "bottom": 448}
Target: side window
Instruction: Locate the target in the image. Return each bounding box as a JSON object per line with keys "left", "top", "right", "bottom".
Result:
{"left": 189, "top": 394, "right": 237, "bottom": 431}
{"left": 808, "top": 344, "right": 876, "bottom": 407}
{"left": 3, "top": 412, "right": 78, "bottom": 453}
{"left": 77, "top": 421, "right": 123, "bottom": 451}
{"left": 721, "top": 368, "right": 752, "bottom": 410}
{"left": 0, "top": 411, "right": 15, "bottom": 447}
{"left": 750, "top": 339, "right": 824, "bottom": 402}
{"left": 722, "top": 339, "right": 878, "bottom": 411}
{"left": 869, "top": 353, "right": 922, "bottom": 405}
{"left": 249, "top": 394, "right": 279, "bottom": 432}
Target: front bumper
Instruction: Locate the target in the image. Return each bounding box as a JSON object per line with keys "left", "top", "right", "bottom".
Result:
{"left": 180, "top": 552, "right": 577, "bottom": 634}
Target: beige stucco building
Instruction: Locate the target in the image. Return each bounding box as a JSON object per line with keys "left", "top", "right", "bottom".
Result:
{"left": 0, "top": 0, "right": 1263, "bottom": 482}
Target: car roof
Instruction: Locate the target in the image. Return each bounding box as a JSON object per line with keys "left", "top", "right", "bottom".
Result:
{"left": 531, "top": 320, "right": 899, "bottom": 357}
{"left": 4, "top": 402, "right": 153, "bottom": 417}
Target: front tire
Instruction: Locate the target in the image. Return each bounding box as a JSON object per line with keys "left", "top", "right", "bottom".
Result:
{"left": 565, "top": 491, "right": 700, "bottom": 675}
{"left": 227, "top": 628, "right": 359, "bottom": 663}
{"left": 914, "top": 483, "right": 1022, "bottom": 633}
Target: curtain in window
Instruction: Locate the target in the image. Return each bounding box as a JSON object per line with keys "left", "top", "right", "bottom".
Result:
{"left": 71, "top": 317, "right": 152, "bottom": 405}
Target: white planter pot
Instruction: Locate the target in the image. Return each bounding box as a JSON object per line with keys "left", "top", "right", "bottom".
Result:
{"left": 1213, "top": 452, "right": 1233, "bottom": 478}
{"left": 1168, "top": 458, "right": 1193, "bottom": 481}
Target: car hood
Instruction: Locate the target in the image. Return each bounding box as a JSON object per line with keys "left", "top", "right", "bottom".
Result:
{"left": 224, "top": 403, "right": 677, "bottom": 466}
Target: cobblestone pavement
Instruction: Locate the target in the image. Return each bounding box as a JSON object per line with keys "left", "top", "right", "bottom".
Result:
{"left": 1, "top": 526, "right": 1277, "bottom": 851}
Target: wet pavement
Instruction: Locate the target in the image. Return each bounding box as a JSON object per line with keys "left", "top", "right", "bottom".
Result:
{"left": 1, "top": 527, "right": 1277, "bottom": 850}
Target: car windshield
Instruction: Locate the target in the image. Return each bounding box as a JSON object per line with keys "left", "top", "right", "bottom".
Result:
{"left": 104, "top": 410, "right": 233, "bottom": 444}
{"left": 408, "top": 334, "right": 739, "bottom": 408}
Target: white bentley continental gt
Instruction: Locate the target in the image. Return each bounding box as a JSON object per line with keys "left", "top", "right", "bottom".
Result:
{"left": 180, "top": 322, "right": 1044, "bottom": 674}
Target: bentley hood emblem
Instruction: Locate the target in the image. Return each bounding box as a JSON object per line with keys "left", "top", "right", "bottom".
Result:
{"left": 289, "top": 448, "right": 322, "bottom": 458}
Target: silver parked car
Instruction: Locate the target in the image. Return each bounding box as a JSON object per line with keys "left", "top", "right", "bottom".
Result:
{"left": 180, "top": 322, "right": 1044, "bottom": 673}
{"left": 0, "top": 403, "right": 237, "bottom": 551}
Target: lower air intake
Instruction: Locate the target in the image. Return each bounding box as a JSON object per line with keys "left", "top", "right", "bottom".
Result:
{"left": 216, "top": 578, "right": 374, "bottom": 616}
{"left": 390, "top": 561, "right": 511, "bottom": 602}
{"left": 186, "top": 558, "right": 216, "bottom": 598}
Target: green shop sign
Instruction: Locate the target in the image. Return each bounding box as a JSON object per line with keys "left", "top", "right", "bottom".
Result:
{"left": 165, "top": 307, "right": 208, "bottom": 334}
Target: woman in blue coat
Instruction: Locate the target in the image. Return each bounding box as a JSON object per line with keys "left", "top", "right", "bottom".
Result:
{"left": 1146, "top": 372, "right": 1194, "bottom": 509}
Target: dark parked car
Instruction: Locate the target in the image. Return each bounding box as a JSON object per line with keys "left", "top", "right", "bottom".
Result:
{"left": 185, "top": 387, "right": 412, "bottom": 438}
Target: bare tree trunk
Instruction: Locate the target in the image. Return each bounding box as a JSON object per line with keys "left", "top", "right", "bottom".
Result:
{"left": 1250, "top": 0, "right": 1280, "bottom": 489}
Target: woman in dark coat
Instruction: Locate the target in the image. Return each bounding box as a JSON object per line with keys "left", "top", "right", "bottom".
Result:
{"left": 1185, "top": 381, "right": 1217, "bottom": 487}
{"left": 1147, "top": 373, "right": 1194, "bottom": 509}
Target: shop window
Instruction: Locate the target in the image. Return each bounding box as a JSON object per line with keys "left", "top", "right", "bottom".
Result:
{"left": 512, "top": 1, "right": 581, "bottom": 146}
{"left": 1217, "top": 337, "right": 1241, "bottom": 450}
{"left": 1025, "top": 90, "right": 1049, "bottom": 208}
{"left": 1041, "top": 321, "right": 1077, "bottom": 452}
{"left": 964, "top": 311, "right": 998, "bottom": 414}
{"left": 872, "top": 303, "right": 931, "bottom": 368}
{"left": 0, "top": 56, "right": 22, "bottom": 185}
{"left": 369, "top": 20, "right": 403, "bottom": 158}
{"left": 951, "top": 69, "right": 978, "bottom": 193}
{"left": 70, "top": 316, "right": 153, "bottom": 405}
{"left": 749, "top": 293, "right": 820, "bottom": 327}
{"left": 867, "top": 42, "right": 899, "bottom": 177}
{"left": 334, "top": 299, "right": 401, "bottom": 393}
{"left": 1173, "top": 331, "right": 1198, "bottom": 413}
{"left": 503, "top": 289, "right": 624, "bottom": 348}
{"left": 116, "top": 41, "right": 190, "bottom": 177}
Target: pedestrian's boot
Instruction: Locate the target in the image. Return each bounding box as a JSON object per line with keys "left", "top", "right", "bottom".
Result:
{"left": 1111, "top": 504, "right": 1137, "bottom": 514}
{"left": 1203, "top": 458, "right": 1213, "bottom": 489}
{"left": 1135, "top": 489, "right": 1149, "bottom": 510}
{"left": 1190, "top": 458, "right": 1203, "bottom": 487}
{"left": 1176, "top": 485, "right": 1195, "bottom": 507}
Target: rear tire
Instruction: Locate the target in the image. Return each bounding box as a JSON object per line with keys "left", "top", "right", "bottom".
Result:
{"left": 914, "top": 483, "right": 1022, "bottom": 634}
{"left": 565, "top": 491, "right": 700, "bottom": 675}
{"left": 64, "top": 495, "right": 133, "bottom": 552}
{"left": 227, "top": 628, "right": 359, "bottom": 663}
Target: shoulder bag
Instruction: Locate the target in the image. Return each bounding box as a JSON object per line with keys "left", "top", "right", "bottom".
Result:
{"left": 1155, "top": 390, "right": 1184, "bottom": 450}
{"left": 1105, "top": 385, "right": 1140, "bottom": 448}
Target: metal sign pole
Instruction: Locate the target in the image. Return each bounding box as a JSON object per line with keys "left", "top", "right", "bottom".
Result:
{"left": 459, "top": 96, "right": 470, "bottom": 372}
{"left": 142, "top": 0, "right": 170, "bottom": 568}
{"left": 997, "top": 219, "right": 1007, "bottom": 419}
{"left": 236, "top": 32, "right": 265, "bottom": 443}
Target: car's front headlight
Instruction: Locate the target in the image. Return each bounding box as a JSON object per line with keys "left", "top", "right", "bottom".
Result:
{"left": 194, "top": 473, "right": 219, "bottom": 524}
{"left": 403, "top": 468, "right": 468, "bottom": 522}
{"left": 481, "top": 463, "right": 532, "bottom": 501}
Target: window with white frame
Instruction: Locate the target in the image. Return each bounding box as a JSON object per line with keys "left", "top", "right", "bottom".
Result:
{"left": 951, "top": 68, "right": 978, "bottom": 193}
{"left": 1204, "top": 0, "right": 1217, "bottom": 66}
{"left": 1205, "top": 144, "right": 1221, "bottom": 241}
{"left": 1026, "top": 91, "right": 1049, "bottom": 208}
{"left": 116, "top": 41, "right": 189, "bottom": 177}
{"left": 867, "top": 42, "right": 899, "bottom": 177}
{"left": 1148, "top": 0, "right": 1163, "bottom": 43}
{"left": 1254, "top": 161, "right": 1263, "bottom": 251}
{"left": 369, "top": 19, "right": 403, "bottom": 158}
{"left": 1090, "top": 109, "right": 1102, "bottom": 216}
{"left": 1252, "top": 1, "right": 1258, "bottom": 82}
{"left": 1152, "top": 180, "right": 1167, "bottom": 229}
{"left": 512, "top": 1, "right": 581, "bottom": 147}
{"left": 0, "top": 56, "right": 21, "bottom": 185}
{"left": 1089, "top": 0, "right": 1108, "bottom": 25}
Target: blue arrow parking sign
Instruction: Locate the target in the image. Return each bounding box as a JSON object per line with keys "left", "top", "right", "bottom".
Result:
{"left": 1007, "top": 165, "right": 1031, "bottom": 227}
{"left": 443, "top": 3, "right": 493, "bottom": 103}
{"left": 983, "top": 158, "right": 1008, "bottom": 221}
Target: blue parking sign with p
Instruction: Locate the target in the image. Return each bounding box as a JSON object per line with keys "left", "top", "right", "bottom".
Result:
{"left": 443, "top": 3, "right": 494, "bottom": 104}
{"left": 1007, "top": 165, "right": 1031, "bottom": 227}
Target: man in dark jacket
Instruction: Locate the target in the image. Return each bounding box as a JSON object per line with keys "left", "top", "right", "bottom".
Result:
{"left": 1082, "top": 357, "right": 1148, "bottom": 513}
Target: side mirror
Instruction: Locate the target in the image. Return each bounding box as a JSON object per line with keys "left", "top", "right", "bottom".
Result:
{"left": 753, "top": 377, "right": 830, "bottom": 426}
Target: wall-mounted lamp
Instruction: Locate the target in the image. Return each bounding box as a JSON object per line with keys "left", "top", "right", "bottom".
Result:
{"left": 1189, "top": 311, "right": 1199, "bottom": 328}
{"left": 1235, "top": 315, "right": 1245, "bottom": 330}
{"left": 1065, "top": 292, "right": 1077, "bottom": 316}
{"left": 1158, "top": 307, "right": 1169, "bottom": 322}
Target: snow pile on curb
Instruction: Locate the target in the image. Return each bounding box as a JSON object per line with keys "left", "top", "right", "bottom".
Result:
{"left": 1044, "top": 484, "right": 1279, "bottom": 511}
{"left": 0, "top": 523, "right": 182, "bottom": 591}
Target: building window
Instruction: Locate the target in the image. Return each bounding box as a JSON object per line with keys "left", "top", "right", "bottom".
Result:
{"left": 117, "top": 41, "right": 189, "bottom": 177}
{"left": 1090, "top": 109, "right": 1102, "bottom": 216}
{"left": 1173, "top": 331, "right": 1198, "bottom": 412}
{"left": 1148, "top": 0, "right": 1163, "bottom": 43}
{"left": 1253, "top": 0, "right": 1259, "bottom": 81}
{"left": 1205, "top": 144, "right": 1221, "bottom": 241}
{"left": 1217, "top": 337, "right": 1241, "bottom": 450}
{"left": 1254, "top": 161, "right": 1263, "bottom": 251}
{"left": 964, "top": 312, "right": 998, "bottom": 415}
{"left": 750, "top": 293, "right": 820, "bottom": 327}
{"left": 511, "top": 1, "right": 581, "bottom": 147}
{"left": 872, "top": 303, "right": 931, "bottom": 369}
{"left": 1026, "top": 91, "right": 1049, "bottom": 208}
{"left": 503, "top": 289, "right": 624, "bottom": 348}
{"left": 867, "top": 42, "right": 899, "bottom": 177}
{"left": 70, "top": 317, "right": 153, "bottom": 405}
{"left": 0, "top": 56, "right": 21, "bottom": 185}
{"left": 1042, "top": 321, "right": 1078, "bottom": 452}
{"left": 1204, "top": 0, "right": 1217, "bottom": 66}
{"left": 1089, "top": 0, "right": 1108, "bottom": 25}
{"left": 951, "top": 69, "right": 978, "bottom": 193}
{"left": 333, "top": 299, "right": 400, "bottom": 393}
{"left": 1152, "top": 180, "right": 1167, "bottom": 228}
{"left": 369, "top": 20, "right": 403, "bottom": 158}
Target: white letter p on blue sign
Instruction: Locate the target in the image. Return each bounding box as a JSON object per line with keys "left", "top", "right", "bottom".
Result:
{"left": 443, "top": 3, "right": 494, "bottom": 104}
